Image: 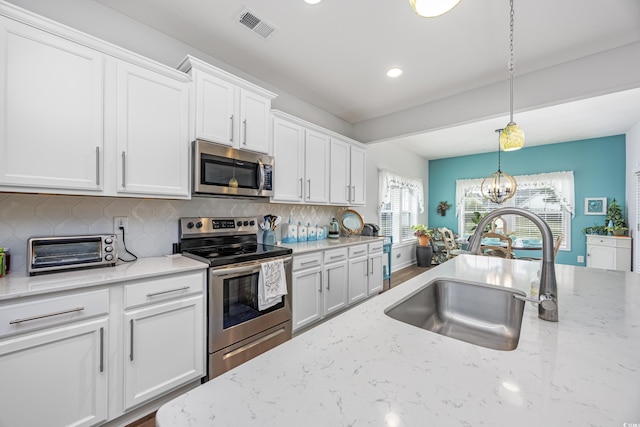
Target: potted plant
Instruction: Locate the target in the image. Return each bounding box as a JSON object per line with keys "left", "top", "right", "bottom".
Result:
{"left": 582, "top": 223, "right": 607, "bottom": 235}
{"left": 605, "top": 199, "right": 628, "bottom": 236}
{"left": 437, "top": 201, "right": 451, "bottom": 216}
{"left": 411, "top": 224, "right": 433, "bottom": 246}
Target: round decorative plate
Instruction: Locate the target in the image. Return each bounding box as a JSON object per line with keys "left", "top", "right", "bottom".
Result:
{"left": 339, "top": 209, "right": 364, "bottom": 235}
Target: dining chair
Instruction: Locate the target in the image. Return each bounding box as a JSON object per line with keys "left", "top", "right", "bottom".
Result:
{"left": 477, "top": 232, "right": 513, "bottom": 259}
{"left": 519, "top": 233, "right": 562, "bottom": 262}
{"left": 439, "top": 227, "right": 467, "bottom": 259}
{"left": 490, "top": 216, "right": 509, "bottom": 235}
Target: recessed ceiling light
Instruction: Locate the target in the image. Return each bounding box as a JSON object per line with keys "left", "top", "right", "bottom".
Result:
{"left": 304, "top": 0, "right": 322, "bottom": 4}
{"left": 386, "top": 68, "right": 403, "bottom": 78}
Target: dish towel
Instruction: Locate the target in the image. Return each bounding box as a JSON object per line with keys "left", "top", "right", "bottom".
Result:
{"left": 258, "top": 259, "right": 287, "bottom": 311}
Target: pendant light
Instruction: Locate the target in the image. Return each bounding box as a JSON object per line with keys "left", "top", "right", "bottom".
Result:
{"left": 481, "top": 129, "right": 517, "bottom": 204}
{"left": 499, "top": 0, "right": 524, "bottom": 151}
{"left": 409, "top": 0, "right": 461, "bottom": 18}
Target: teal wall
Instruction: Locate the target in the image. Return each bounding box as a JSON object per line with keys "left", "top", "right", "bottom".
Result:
{"left": 428, "top": 135, "right": 626, "bottom": 266}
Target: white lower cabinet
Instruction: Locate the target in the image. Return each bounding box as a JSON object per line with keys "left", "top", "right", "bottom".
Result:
{"left": 292, "top": 241, "right": 384, "bottom": 332}
{"left": 0, "top": 290, "right": 109, "bottom": 427}
{"left": 586, "top": 235, "right": 631, "bottom": 271}
{"left": 323, "top": 249, "right": 349, "bottom": 315}
{"left": 123, "top": 295, "right": 204, "bottom": 410}
{"left": 0, "top": 268, "right": 207, "bottom": 426}
{"left": 292, "top": 253, "right": 323, "bottom": 331}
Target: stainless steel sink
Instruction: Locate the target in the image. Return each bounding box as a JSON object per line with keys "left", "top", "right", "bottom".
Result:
{"left": 385, "top": 279, "right": 526, "bottom": 351}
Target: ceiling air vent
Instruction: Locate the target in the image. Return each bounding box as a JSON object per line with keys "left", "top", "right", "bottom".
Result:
{"left": 237, "top": 8, "right": 277, "bottom": 39}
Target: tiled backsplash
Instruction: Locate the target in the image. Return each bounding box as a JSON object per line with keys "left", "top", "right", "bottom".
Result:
{"left": 0, "top": 193, "right": 341, "bottom": 273}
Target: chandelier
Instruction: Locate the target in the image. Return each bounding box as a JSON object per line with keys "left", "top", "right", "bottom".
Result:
{"left": 481, "top": 129, "right": 517, "bottom": 204}
{"left": 409, "top": 0, "right": 460, "bottom": 18}
{"left": 500, "top": 0, "right": 524, "bottom": 151}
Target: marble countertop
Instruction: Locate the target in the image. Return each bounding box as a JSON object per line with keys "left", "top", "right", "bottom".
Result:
{"left": 283, "top": 235, "right": 385, "bottom": 254}
{"left": 0, "top": 255, "right": 209, "bottom": 301}
{"left": 157, "top": 255, "right": 640, "bottom": 426}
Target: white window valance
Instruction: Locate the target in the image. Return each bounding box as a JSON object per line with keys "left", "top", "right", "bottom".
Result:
{"left": 379, "top": 169, "right": 425, "bottom": 213}
{"left": 455, "top": 171, "right": 575, "bottom": 217}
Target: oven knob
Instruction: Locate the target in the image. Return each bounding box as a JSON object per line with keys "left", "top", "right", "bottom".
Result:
{"left": 249, "top": 220, "right": 255, "bottom": 226}
{"left": 105, "top": 254, "right": 114, "bottom": 261}
{"left": 236, "top": 221, "right": 242, "bottom": 227}
{"left": 105, "top": 246, "right": 113, "bottom": 252}
{"left": 196, "top": 221, "right": 203, "bottom": 229}
{"left": 243, "top": 221, "right": 249, "bottom": 226}
{"left": 186, "top": 222, "right": 194, "bottom": 229}
{"left": 104, "top": 237, "right": 113, "bottom": 244}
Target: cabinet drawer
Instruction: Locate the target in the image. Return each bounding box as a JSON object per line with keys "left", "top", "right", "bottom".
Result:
{"left": 368, "top": 241, "right": 384, "bottom": 254}
{"left": 586, "top": 235, "right": 631, "bottom": 248}
{"left": 293, "top": 253, "right": 323, "bottom": 271}
{"left": 124, "top": 270, "right": 205, "bottom": 309}
{"left": 324, "top": 248, "right": 348, "bottom": 264}
{"left": 0, "top": 289, "right": 109, "bottom": 338}
{"left": 348, "top": 244, "right": 368, "bottom": 258}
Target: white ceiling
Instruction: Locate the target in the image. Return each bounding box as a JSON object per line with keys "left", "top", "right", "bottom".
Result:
{"left": 95, "top": 0, "right": 640, "bottom": 158}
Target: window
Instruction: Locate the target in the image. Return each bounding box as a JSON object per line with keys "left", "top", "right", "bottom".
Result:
{"left": 456, "top": 171, "right": 574, "bottom": 251}
{"left": 378, "top": 170, "right": 424, "bottom": 245}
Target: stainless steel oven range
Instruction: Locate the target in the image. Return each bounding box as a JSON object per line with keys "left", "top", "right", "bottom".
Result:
{"left": 179, "top": 217, "right": 293, "bottom": 380}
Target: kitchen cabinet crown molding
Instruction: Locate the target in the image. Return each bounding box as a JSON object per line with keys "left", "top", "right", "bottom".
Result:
{"left": 178, "top": 54, "right": 276, "bottom": 100}
{"left": 0, "top": 0, "right": 190, "bottom": 82}
{"left": 272, "top": 109, "right": 365, "bottom": 148}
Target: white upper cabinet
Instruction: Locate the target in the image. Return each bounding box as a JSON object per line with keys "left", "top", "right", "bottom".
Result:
{"left": 116, "top": 60, "right": 190, "bottom": 198}
{"left": 0, "top": 16, "right": 105, "bottom": 192}
{"left": 0, "top": 4, "right": 193, "bottom": 199}
{"left": 179, "top": 55, "right": 276, "bottom": 154}
{"left": 329, "top": 138, "right": 366, "bottom": 206}
{"left": 304, "top": 129, "right": 330, "bottom": 204}
{"left": 272, "top": 116, "right": 305, "bottom": 202}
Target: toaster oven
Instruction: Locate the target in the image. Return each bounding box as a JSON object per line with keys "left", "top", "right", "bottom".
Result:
{"left": 27, "top": 235, "right": 118, "bottom": 275}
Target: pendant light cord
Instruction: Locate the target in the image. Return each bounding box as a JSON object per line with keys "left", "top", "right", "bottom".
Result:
{"left": 508, "top": 0, "right": 515, "bottom": 124}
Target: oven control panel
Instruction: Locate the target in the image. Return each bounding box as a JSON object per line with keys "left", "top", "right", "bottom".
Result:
{"left": 180, "top": 217, "right": 258, "bottom": 238}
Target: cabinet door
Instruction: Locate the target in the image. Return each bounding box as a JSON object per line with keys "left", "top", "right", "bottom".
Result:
{"left": 240, "top": 90, "right": 271, "bottom": 154}
{"left": 368, "top": 254, "right": 384, "bottom": 295}
{"left": 329, "top": 138, "right": 351, "bottom": 205}
{"left": 123, "top": 295, "right": 204, "bottom": 410}
{"left": 272, "top": 117, "right": 304, "bottom": 203}
{"left": 194, "top": 69, "right": 237, "bottom": 146}
{"left": 0, "top": 318, "right": 108, "bottom": 427}
{"left": 349, "top": 145, "right": 367, "bottom": 206}
{"left": 116, "top": 61, "right": 190, "bottom": 198}
{"left": 304, "top": 129, "right": 330, "bottom": 203}
{"left": 348, "top": 257, "right": 368, "bottom": 304}
{"left": 0, "top": 17, "right": 104, "bottom": 192}
{"left": 323, "top": 261, "right": 348, "bottom": 315}
{"left": 292, "top": 267, "right": 323, "bottom": 331}
{"left": 587, "top": 245, "right": 616, "bottom": 270}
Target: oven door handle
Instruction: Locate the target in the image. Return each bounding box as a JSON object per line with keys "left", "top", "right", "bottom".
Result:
{"left": 210, "top": 256, "right": 292, "bottom": 277}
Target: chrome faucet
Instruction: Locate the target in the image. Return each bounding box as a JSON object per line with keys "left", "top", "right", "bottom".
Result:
{"left": 466, "top": 207, "right": 559, "bottom": 322}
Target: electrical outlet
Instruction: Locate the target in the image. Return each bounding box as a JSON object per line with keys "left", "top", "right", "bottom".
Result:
{"left": 577, "top": 255, "right": 584, "bottom": 263}
{"left": 113, "top": 216, "right": 128, "bottom": 233}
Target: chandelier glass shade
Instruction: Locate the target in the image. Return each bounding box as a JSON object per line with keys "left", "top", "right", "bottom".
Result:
{"left": 409, "top": 0, "right": 461, "bottom": 17}
{"left": 481, "top": 129, "right": 517, "bottom": 204}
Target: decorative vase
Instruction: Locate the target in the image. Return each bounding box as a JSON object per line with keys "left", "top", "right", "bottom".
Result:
{"left": 607, "top": 220, "right": 614, "bottom": 236}
{"left": 417, "top": 236, "right": 430, "bottom": 246}
{"left": 416, "top": 245, "right": 433, "bottom": 267}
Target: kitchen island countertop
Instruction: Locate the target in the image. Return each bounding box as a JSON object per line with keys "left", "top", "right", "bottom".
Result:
{"left": 157, "top": 255, "right": 640, "bottom": 426}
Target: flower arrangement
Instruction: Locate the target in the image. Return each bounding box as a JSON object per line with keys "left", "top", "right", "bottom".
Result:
{"left": 437, "top": 201, "right": 451, "bottom": 216}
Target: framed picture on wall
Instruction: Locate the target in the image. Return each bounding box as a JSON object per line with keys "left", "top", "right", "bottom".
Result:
{"left": 584, "top": 197, "right": 606, "bottom": 215}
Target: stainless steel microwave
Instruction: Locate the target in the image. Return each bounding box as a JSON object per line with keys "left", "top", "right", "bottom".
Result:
{"left": 27, "top": 235, "right": 117, "bottom": 275}
{"left": 192, "top": 140, "right": 274, "bottom": 198}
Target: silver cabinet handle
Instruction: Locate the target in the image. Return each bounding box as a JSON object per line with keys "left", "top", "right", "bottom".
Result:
{"left": 242, "top": 119, "right": 247, "bottom": 145}
{"left": 229, "top": 115, "right": 234, "bottom": 142}
{"left": 300, "top": 260, "right": 319, "bottom": 266}
{"left": 351, "top": 186, "right": 356, "bottom": 202}
{"left": 329, "top": 255, "right": 344, "bottom": 260}
{"left": 129, "top": 319, "right": 134, "bottom": 361}
{"left": 121, "top": 151, "right": 126, "bottom": 188}
{"left": 326, "top": 272, "right": 330, "bottom": 290}
{"left": 353, "top": 250, "right": 366, "bottom": 256}
{"left": 95, "top": 147, "right": 100, "bottom": 186}
{"left": 146, "top": 286, "right": 190, "bottom": 298}
{"left": 9, "top": 307, "right": 84, "bottom": 324}
{"left": 99, "top": 327, "right": 104, "bottom": 373}
{"left": 318, "top": 273, "right": 322, "bottom": 293}
{"left": 346, "top": 185, "right": 351, "bottom": 203}
{"left": 299, "top": 178, "right": 303, "bottom": 198}
{"left": 307, "top": 179, "right": 311, "bottom": 199}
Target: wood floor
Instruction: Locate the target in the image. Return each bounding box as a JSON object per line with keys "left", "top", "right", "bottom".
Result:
{"left": 126, "top": 263, "right": 429, "bottom": 427}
